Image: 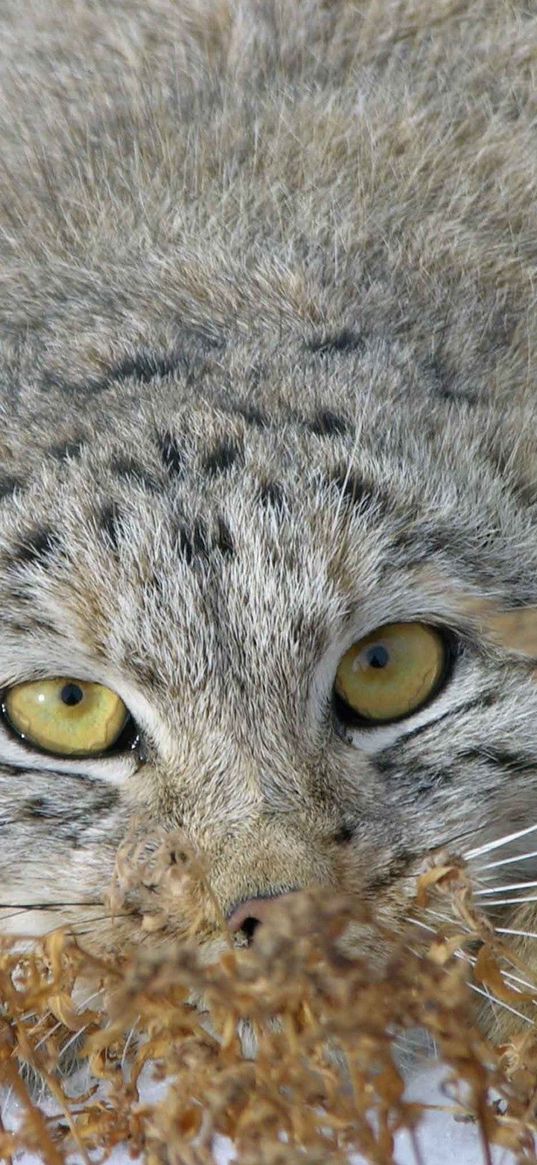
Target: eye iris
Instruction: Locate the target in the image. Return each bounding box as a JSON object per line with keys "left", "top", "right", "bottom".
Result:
{"left": 334, "top": 622, "right": 447, "bottom": 725}
{"left": 3, "top": 678, "right": 129, "bottom": 757}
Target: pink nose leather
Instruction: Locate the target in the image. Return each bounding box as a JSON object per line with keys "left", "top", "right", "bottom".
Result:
{"left": 227, "top": 893, "right": 293, "bottom": 934}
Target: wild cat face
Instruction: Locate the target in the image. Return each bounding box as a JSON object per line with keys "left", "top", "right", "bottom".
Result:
{"left": 1, "top": 341, "right": 537, "bottom": 966}
{"left": 1, "top": 0, "right": 537, "bottom": 1014}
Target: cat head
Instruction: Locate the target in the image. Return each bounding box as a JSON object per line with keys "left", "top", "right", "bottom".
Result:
{"left": 1, "top": 342, "right": 537, "bottom": 994}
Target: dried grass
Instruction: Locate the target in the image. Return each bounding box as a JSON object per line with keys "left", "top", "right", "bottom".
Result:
{"left": 2, "top": 840, "right": 537, "bottom": 1164}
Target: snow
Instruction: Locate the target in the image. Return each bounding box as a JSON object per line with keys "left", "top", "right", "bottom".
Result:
{"left": 1, "top": 1060, "right": 520, "bottom": 1165}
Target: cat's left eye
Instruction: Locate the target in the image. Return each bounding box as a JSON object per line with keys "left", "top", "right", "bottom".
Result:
{"left": 2, "top": 677, "right": 132, "bottom": 757}
{"left": 333, "top": 622, "right": 450, "bottom": 726}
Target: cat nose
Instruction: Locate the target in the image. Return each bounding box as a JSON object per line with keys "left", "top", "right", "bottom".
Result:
{"left": 227, "top": 893, "right": 293, "bottom": 944}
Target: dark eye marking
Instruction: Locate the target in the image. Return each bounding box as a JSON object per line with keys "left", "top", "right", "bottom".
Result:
{"left": 371, "top": 697, "right": 484, "bottom": 760}
{"left": 308, "top": 410, "right": 350, "bottom": 437}
{"left": 203, "top": 440, "right": 242, "bottom": 476}
{"left": 373, "top": 755, "right": 453, "bottom": 795}
{"left": 22, "top": 787, "right": 119, "bottom": 822}
{"left": 459, "top": 746, "right": 537, "bottom": 776}
{"left": 111, "top": 456, "right": 160, "bottom": 491}
{"left": 22, "top": 796, "right": 53, "bottom": 820}
{"left": 11, "top": 527, "right": 60, "bottom": 567}
{"left": 371, "top": 695, "right": 486, "bottom": 781}
{"left": 305, "top": 330, "right": 365, "bottom": 355}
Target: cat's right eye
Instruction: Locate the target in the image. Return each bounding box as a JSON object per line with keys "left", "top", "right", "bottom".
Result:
{"left": 2, "top": 677, "right": 132, "bottom": 758}
{"left": 333, "top": 622, "right": 450, "bottom": 726}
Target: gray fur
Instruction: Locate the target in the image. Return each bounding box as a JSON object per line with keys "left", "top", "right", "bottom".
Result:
{"left": 1, "top": 0, "right": 537, "bottom": 1001}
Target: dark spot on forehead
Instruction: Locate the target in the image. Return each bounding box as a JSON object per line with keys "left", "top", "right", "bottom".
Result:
{"left": 109, "top": 348, "right": 180, "bottom": 386}
{"left": 99, "top": 503, "right": 122, "bottom": 551}
{"left": 48, "top": 438, "right": 85, "bottom": 462}
{"left": 0, "top": 475, "right": 22, "bottom": 501}
{"left": 11, "top": 526, "right": 60, "bottom": 567}
{"left": 43, "top": 348, "right": 183, "bottom": 397}
{"left": 175, "top": 516, "right": 236, "bottom": 563}
{"left": 333, "top": 824, "right": 355, "bottom": 844}
{"left": 425, "top": 352, "right": 479, "bottom": 405}
{"left": 329, "top": 470, "right": 388, "bottom": 515}
{"left": 203, "top": 440, "right": 242, "bottom": 476}
{"left": 157, "top": 431, "right": 185, "bottom": 477}
{"left": 308, "top": 410, "right": 350, "bottom": 437}
{"left": 176, "top": 519, "right": 208, "bottom": 565}
{"left": 258, "top": 481, "right": 285, "bottom": 511}
{"left": 215, "top": 517, "right": 235, "bottom": 557}
{"left": 305, "top": 330, "right": 365, "bottom": 356}
{"left": 232, "top": 403, "right": 267, "bottom": 427}
{"left": 111, "top": 456, "right": 160, "bottom": 491}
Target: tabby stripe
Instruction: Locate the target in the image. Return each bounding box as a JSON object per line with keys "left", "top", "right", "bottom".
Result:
{"left": 374, "top": 694, "right": 492, "bottom": 770}
{"left": 459, "top": 747, "right": 537, "bottom": 775}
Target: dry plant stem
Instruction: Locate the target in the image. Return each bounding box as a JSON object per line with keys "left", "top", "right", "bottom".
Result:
{"left": 2, "top": 849, "right": 537, "bottom": 1163}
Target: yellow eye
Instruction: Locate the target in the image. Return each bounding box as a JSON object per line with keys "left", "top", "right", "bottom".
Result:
{"left": 334, "top": 622, "right": 448, "bottom": 725}
{"left": 3, "top": 678, "right": 130, "bottom": 757}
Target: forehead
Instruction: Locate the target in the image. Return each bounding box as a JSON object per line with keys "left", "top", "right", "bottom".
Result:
{"left": 0, "top": 392, "right": 383, "bottom": 669}
{"left": 0, "top": 362, "right": 528, "bottom": 722}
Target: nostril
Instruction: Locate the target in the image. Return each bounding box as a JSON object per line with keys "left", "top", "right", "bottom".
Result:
{"left": 227, "top": 890, "right": 300, "bottom": 939}
{"left": 240, "top": 916, "right": 261, "bottom": 944}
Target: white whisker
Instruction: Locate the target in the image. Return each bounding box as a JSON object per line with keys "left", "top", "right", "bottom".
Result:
{"left": 409, "top": 917, "right": 436, "bottom": 934}
{"left": 414, "top": 916, "right": 537, "bottom": 994}
{"left": 480, "top": 982, "right": 500, "bottom": 1024}
{"left": 0, "top": 907, "right": 42, "bottom": 922}
{"left": 465, "top": 822, "right": 537, "bottom": 861}
{"left": 60, "top": 1025, "right": 88, "bottom": 1059}
{"left": 467, "top": 982, "right": 535, "bottom": 1025}
{"left": 423, "top": 908, "right": 467, "bottom": 926}
{"left": 121, "top": 1018, "right": 140, "bottom": 1068}
{"left": 476, "top": 895, "right": 537, "bottom": 906}
{"left": 495, "top": 927, "right": 537, "bottom": 939}
{"left": 410, "top": 917, "right": 535, "bottom": 1024}
{"left": 76, "top": 988, "right": 103, "bottom": 1011}
{"left": 479, "top": 848, "right": 537, "bottom": 872}
{"left": 462, "top": 951, "right": 537, "bottom": 995}
{"left": 1, "top": 1086, "right": 13, "bottom": 1117}
{"left": 475, "top": 880, "right": 537, "bottom": 896}
{"left": 34, "top": 1019, "right": 63, "bottom": 1051}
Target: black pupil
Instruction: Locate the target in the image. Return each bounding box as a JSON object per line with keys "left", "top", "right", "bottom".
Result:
{"left": 365, "top": 644, "right": 390, "bottom": 669}
{"left": 60, "top": 682, "right": 84, "bottom": 707}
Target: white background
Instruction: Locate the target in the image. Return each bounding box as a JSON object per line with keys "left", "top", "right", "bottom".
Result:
{"left": 2, "top": 1061, "right": 519, "bottom": 1164}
